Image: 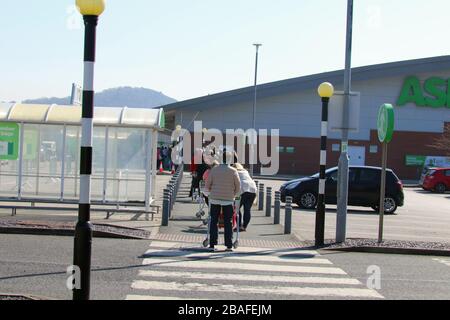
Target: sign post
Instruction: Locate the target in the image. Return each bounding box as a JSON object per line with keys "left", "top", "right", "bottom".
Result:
{"left": 377, "top": 104, "right": 395, "bottom": 243}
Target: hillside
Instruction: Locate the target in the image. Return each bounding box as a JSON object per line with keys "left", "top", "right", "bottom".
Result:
{"left": 23, "top": 86, "right": 177, "bottom": 108}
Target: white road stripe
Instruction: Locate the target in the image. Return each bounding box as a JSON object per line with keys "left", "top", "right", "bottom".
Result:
{"left": 150, "top": 241, "right": 183, "bottom": 249}
{"left": 138, "top": 270, "right": 362, "bottom": 285}
{"left": 141, "top": 258, "right": 347, "bottom": 275}
{"left": 433, "top": 258, "right": 450, "bottom": 267}
{"left": 144, "top": 249, "right": 332, "bottom": 265}
{"left": 131, "top": 280, "right": 384, "bottom": 299}
{"left": 149, "top": 241, "right": 319, "bottom": 255}
{"left": 126, "top": 294, "right": 205, "bottom": 300}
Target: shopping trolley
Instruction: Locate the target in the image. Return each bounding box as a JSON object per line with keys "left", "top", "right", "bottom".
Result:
{"left": 202, "top": 197, "right": 241, "bottom": 249}
{"left": 195, "top": 181, "right": 208, "bottom": 224}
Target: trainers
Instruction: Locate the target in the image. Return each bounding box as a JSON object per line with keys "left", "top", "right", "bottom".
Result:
{"left": 209, "top": 246, "right": 216, "bottom": 252}
{"left": 225, "top": 247, "right": 233, "bottom": 252}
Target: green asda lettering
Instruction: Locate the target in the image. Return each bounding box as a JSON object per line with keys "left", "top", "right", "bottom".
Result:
{"left": 397, "top": 76, "right": 450, "bottom": 108}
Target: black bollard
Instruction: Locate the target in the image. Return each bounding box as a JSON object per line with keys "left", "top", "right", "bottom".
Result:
{"left": 284, "top": 196, "right": 293, "bottom": 234}
{"left": 162, "top": 189, "right": 170, "bottom": 226}
{"left": 274, "top": 191, "right": 281, "bottom": 225}
{"left": 265, "top": 187, "right": 272, "bottom": 217}
{"left": 258, "top": 183, "right": 265, "bottom": 211}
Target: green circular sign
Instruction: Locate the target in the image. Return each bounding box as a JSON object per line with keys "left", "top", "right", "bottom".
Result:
{"left": 377, "top": 104, "right": 395, "bottom": 143}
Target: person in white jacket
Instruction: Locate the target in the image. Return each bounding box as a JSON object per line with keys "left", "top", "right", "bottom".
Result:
{"left": 232, "top": 163, "right": 257, "bottom": 232}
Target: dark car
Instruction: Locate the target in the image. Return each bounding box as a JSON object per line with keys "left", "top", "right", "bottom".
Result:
{"left": 280, "top": 166, "right": 404, "bottom": 214}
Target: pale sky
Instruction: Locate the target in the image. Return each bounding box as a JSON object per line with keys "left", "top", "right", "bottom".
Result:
{"left": 1, "top": 0, "right": 449, "bottom": 102}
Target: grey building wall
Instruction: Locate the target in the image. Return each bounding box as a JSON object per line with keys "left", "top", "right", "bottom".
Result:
{"left": 175, "top": 69, "right": 450, "bottom": 141}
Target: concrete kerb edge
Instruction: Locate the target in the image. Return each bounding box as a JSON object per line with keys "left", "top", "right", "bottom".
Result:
{"left": 0, "top": 292, "right": 55, "bottom": 300}
{"left": 0, "top": 227, "right": 150, "bottom": 240}
{"left": 323, "top": 246, "right": 450, "bottom": 257}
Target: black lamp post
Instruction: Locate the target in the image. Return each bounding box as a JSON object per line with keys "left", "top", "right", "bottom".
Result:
{"left": 315, "top": 82, "right": 334, "bottom": 247}
{"left": 73, "top": 0, "right": 105, "bottom": 301}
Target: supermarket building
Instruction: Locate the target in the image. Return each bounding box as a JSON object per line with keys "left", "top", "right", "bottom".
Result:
{"left": 163, "top": 56, "right": 450, "bottom": 180}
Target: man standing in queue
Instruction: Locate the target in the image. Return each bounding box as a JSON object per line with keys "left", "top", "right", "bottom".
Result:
{"left": 205, "top": 149, "right": 241, "bottom": 252}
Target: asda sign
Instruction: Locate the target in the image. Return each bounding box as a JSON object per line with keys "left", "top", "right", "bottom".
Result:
{"left": 397, "top": 76, "right": 450, "bottom": 108}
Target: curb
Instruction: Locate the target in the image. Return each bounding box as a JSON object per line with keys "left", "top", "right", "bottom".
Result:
{"left": 0, "top": 226, "right": 150, "bottom": 240}
{"left": 0, "top": 293, "right": 54, "bottom": 300}
{"left": 324, "top": 246, "right": 450, "bottom": 257}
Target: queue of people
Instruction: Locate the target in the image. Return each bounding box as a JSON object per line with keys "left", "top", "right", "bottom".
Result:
{"left": 190, "top": 146, "right": 257, "bottom": 251}
{"left": 157, "top": 145, "right": 173, "bottom": 171}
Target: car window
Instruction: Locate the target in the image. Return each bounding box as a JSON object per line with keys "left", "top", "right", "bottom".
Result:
{"left": 349, "top": 169, "right": 357, "bottom": 183}
{"left": 445, "top": 170, "right": 450, "bottom": 177}
{"left": 359, "top": 169, "right": 379, "bottom": 183}
{"left": 326, "top": 170, "right": 338, "bottom": 182}
{"left": 387, "top": 171, "right": 399, "bottom": 183}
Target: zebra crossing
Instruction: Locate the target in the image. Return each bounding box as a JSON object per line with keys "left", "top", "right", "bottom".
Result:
{"left": 126, "top": 241, "right": 384, "bottom": 300}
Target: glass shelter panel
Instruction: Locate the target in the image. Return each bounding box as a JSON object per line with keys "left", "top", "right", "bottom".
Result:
{"left": 103, "top": 127, "right": 148, "bottom": 203}
{"left": 0, "top": 122, "right": 156, "bottom": 205}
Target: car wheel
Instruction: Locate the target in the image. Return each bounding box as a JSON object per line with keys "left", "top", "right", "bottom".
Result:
{"left": 372, "top": 197, "right": 397, "bottom": 214}
{"left": 297, "top": 192, "right": 317, "bottom": 209}
{"left": 383, "top": 197, "right": 397, "bottom": 214}
{"left": 435, "top": 183, "right": 446, "bottom": 194}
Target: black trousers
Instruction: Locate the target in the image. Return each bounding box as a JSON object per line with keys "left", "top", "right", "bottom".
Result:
{"left": 239, "top": 192, "right": 257, "bottom": 229}
{"left": 209, "top": 204, "right": 233, "bottom": 248}
{"left": 189, "top": 176, "right": 201, "bottom": 197}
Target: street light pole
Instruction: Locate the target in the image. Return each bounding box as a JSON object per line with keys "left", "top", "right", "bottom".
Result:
{"left": 315, "top": 83, "right": 334, "bottom": 247}
{"left": 336, "top": 0, "right": 354, "bottom": 243}
{"left": 73, "top": 0, "right": 105, "bottom": 301}
{"left": 250, "top": 43, "right": 262, "bottom": 178}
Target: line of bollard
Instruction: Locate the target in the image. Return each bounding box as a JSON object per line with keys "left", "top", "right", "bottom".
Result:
{"left": 258, "top": 183, "right": 265, "bottom": 211}
{"left": 284, "top": 196, "right": 293, "bottom": 234}
{"left": 265, "top": 187, "right": 272, "bottom": 217}
{"left": 274, "top": 191, "right": 281, "bottom": 225}
{"left": 161, "top": 165, "right": 184, "bottom": 226}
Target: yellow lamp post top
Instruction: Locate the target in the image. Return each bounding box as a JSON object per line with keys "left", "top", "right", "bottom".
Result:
{"left": 76, "top": 0, "right": 106, "bottom": 16}
{"left": 318, "top": 82, "right": 335, "bottom": 98}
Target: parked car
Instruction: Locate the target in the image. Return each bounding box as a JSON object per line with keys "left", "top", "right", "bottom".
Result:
{"left": 280, "top": 166, "right": 404, "bottom": 214}
{"left": 420, "top": 166, "right": 438, "bottom": 186}
{"left": 421, "top": 167, "right": 450, "bottom": 193}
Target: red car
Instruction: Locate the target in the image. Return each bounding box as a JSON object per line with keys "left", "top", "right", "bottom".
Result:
{"left": 422, "top": 168, "right": 450, "bottom": 193}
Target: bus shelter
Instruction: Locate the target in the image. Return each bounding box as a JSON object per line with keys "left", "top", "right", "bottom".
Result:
{"left": 0, "top": 103, "right": 165, "bottom": 212}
